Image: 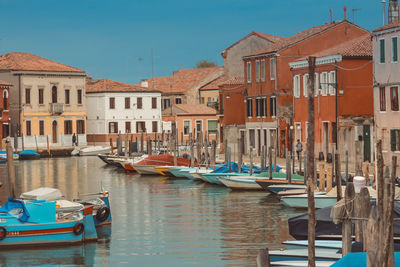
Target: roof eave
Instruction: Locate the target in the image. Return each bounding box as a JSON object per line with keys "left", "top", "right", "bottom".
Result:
{"left": 10, "top": 70, "right": 86, "bottom": 76}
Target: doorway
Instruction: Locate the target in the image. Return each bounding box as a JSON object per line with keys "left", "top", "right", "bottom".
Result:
{"left": 52, "top": 121, "right": 57, "bottom": 143}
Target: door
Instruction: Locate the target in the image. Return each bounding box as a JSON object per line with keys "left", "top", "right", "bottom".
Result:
{"left": 52, "top": 121, "right": 57, "bottom": 143}
{"left": 363, "top": 125, "right": 371, "bottom": 162}
{"left": 249, "top": 129, "right": 255, "bottom": 149}
{"left": 264, "top": 129, "right": 268, "bottom": 149}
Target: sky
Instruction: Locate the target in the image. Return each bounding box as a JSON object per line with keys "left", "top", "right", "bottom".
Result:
{"left": 0, "top": 0, "right": 386, "bottom": 84}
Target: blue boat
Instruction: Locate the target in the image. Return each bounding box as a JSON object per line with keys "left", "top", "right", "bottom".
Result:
{"left": 332, "top": 252, "right": 400, "bottom": 266}
{"left": 0, "top": 150, "right": 19, "bottom": 162}
{"left": 76, "top": 191, "right": 112, "bottom": 227}
{"left": 18, "top": 150, "right": 40, "bottom": 160}
{"left": 0, "top": 197, "right": 97, "bottom": 248}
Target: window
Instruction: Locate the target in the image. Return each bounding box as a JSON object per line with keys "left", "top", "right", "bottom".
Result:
{"left": 196, "top": 120, "right": 202, "bottom": 133}
{"left": 163, "top": 98, "right": 171, "bottom": 109}
{"left": 270, "top": 97, "right": 276, "bottom": 117}
{"left": 263, "top": 98, "right": 267, "bottom": 117}
{"left": 125, "top": 97, "right": 130, "bottom": 109}
{"left": 52, "top": 86, "right": 57, "bottom": 103}
{"left": 392, "top": 37, "right": 398, "bottom": 62}
{"left": 380, "top": 39, "right": 386, "bottom": 64}
{"left": 152, "top": 121, "right": 158, "bottom": 133}
{"left": 125, "top": 121, "right": 131, "bottom": 133}
{"left": 303, "top": 74, "right": 309, "bottom": 97}
{"left": 261, "top": 59, "right": 265, "bottom": 81}
{"left": 328, "top": 71, "right": 336, "bottom": 95}
{"left": 137, "top": 97, "right": 143, "bottom": 109}
{"left": 109, "top": 97, "right": 115, "bottom": 109}
{"left": 77, "top": 89, "right": 82, "bottom": 104}
{"left": 152, "top": 97, "right": 157, "bottom": 109}
{"left": 270, "top": 57, "right": 276, "bottom": 80}
{"left": 255, "top": 98, "right": 261, "bottom": 117}
{"left": 136, "top": 121, "right": 145, "bottom": 133}
{"left": 39, "top": 88, "right": 44, "bottom": 104}
{"left": 65, "top": 89, "right": 70, "bottom": 105}
{"left": 255, "top": 60, "right": 260, "bottom": 82}
{"left": 380, "top": 87, "right": 386, "bottom": 111}
{"left": 246, "top": 61, "right": 251, "bottom": 83}
{"left": 391, "top": 86, "right": 399, "bottom": 111}
{"left": 175, "top": 97, "right": 182, "bottom": 104}
{"left": 314, "top": 73, "right": 319, "bottom": 96}
{"left": 76, "top": 120, "right": 85, "bottom": 134}
{"left": 39, "top": 120, "right": 44, "bottom": 136}
{"left": 3, "top": 90, "right": 8, "bottom": 110}
{"left": 201, "top": 97, "right": 205, "bottom": 104}
{"left": 320, "top": 72, "right": 328, "bottom": 96}
{"left": 25, "top": 88, "right": 31, "bottom": 104}
{"left": 26, "top": 121, "right": 31, "bottom": 136}
{"left": 183, "top": 120, "right": 191, "bottom": 135}
{"left": 207, "top": 97, "right": 211, "bottom": 104}
{"left": 390, "top": 129, "right": 400, "bottom": 151}
{"left": 207, "top": 120, "right": 218, "bottom": 134}
{"left": 246, "top": 98, "right": 253, "bottom": 117}
{"left": 293, "top": 75, "right": 300, "bottom": 98}
{"left": 109, "top": 122, "right": 118, "bottom": 133}
{"left": 64, "top": 120, "right": 73, "bottom": 134}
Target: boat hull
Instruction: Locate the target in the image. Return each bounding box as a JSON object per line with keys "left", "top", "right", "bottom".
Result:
{"left": 133, "top": 165, "right": 160, "bottom": 175}
{"left": 218, "top": 177, "right": 263, "bottom": 190}
{"left": 79, "top": 146, "right": 111, "bottom": 156}
{"left": 281, "top": 194, "right": 337, "bottom": 209}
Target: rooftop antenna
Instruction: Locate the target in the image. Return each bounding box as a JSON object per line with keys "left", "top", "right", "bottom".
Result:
{"left": 352, "top": 8, "right": 361, "bottom": 24}
{"left": 383, "top": 0, "right": 387, "bottom": 25}
{"left": 151, "top": 48, "right": 154, "bottom": 89}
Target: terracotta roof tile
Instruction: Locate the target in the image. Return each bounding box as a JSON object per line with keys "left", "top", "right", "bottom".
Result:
{"left": 246, "top": 21, "right": 357, "bottom": 57}
{"left": 200, "top": 76, "right": 225, "bottom": 90}
{"left": 0, "top": 52, "right": 85, "bottom": 73}
{"left": 219, "top": 76, "right": 244, "bottom": 86}
{"left": 223, "top": 32, "right": 286, "bottom": 55}
{"left": 142, "top": 66, "right": 223, "bottom": 93}
{"left": 174, "top": 104, "right": 217, "bottom": 115}
{"left": 0, "top": 80, "right": 12, "bottom": 86}
{"left": 373, "top": 21, "right": 400, "bottom": 33}
{"left": 86, "top": 78, "right": 159, "bottom": 93}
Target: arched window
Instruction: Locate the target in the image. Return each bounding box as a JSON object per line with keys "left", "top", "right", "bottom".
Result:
{"left": 3, "top": 90, "right": 8, "bottom": 110}
{"left": 52, "top": 86, "right": 57, "bottom": 103}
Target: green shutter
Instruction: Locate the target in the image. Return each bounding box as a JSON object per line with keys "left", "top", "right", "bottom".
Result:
{"left": 391, "top": 129, "right": 397, "bottom": 151}
{"left": 380, "top": 39, "right": 386, "bottom": 63}
{"left": 393, "top": 37, "right": 398, "bottom": 62}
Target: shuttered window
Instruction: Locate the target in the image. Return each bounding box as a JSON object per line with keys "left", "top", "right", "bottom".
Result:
{"left": 109, "top": 97, "right": 115, "bottom": 109}
{"left": 380, "top": 39, "right": 386, "bottom": 64}
{"left": 76, "top": 120, "right": 85, "bottom": 134}
{"left": 391, "top": 86, "right": 399, "bottom": 111}
{"left": 380, "top": 87, "right": 386, "bottom": 111}
{"left": 246, "top": 98, "right": 253, "bottom": 117}
{"left": 207, "top": 120, "right": 218, "bottom": 134}
{"left": 109, "top": 122, "right": 118, "bottom": 133}
{"left": 26, "top": 121, "right": 31, "bottom": 136}
{"left": 392, "top": 37, "right": 398, "bottom": 62}
{"left": 125, "top": 97, "right": 130, "bottom": 109}
{"left": 64, "top": 120, "right": 73, "bottom": 134}
{"left": 152, "top": 97, "right": 157, "bottom": 109}
{"left": 39, "top": 120, "right": 45, "bottom": 136}
{"left": 137, "top": 97, "right": 143, "bottom": 109}
{"left": 390, "top": 129, "right": 400, "bottom": 151}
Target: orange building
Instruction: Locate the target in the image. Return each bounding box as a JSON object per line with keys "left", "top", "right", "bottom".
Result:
{"left": 162, "top": 104, "right": 218, "bottom": 143}
{"left": 291, "top": 34, "right": 373, "bottom": 162}
{"left": 242, "top": 19, "right": 370, "bottom": 157}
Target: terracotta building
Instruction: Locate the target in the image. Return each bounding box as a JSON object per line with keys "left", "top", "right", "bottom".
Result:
{"left": 290, "top": 34, "right": 373, "bottom": 163}
{"left": 0, "top": 80, "right": 11, "bottom": 141}
{"left": 242, "top": 19, "right": 369, "bottom": 157}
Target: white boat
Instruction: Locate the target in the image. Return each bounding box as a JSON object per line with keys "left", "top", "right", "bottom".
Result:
{"left": 269, "top": 248, "right": 342, "bottom": 261}
{"left": 270, "top": 260, "right": 335, "bottom": 267}
{"left": 218, "top": 176, "right": 263, "bottom": 190}
{"left": 267, "top": 184, "right": 307, "bottom": 195}
{"left": 283, "top": 240, "right": 345, "bottom": 253}
{"left": 79, "top": 146, "right": 111, "bottom": 156}
{"left": 189, "top": 169, "right": 213, "bottom": 182}
{"left": 132, "top": 164, "right": 160, "bottom": 175}
{"left": 280, "top": 193, "right": 337, "bottom": 209}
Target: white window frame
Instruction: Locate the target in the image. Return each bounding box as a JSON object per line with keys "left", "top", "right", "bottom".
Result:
{"left": 255, "top": 60, "right": 260, "bottom": 82}
{"left": 328, "top": 71, "right": 336, "bottom": 96}
{"left": 196, "top": 120, "right": 203, "bottom": 133}
{"left": 320, "top": 72, "right": 328, "bottom": 96}
{"left": 260, "top": 59, "right": 265, "bottom": 82}
{"left": 246, "top": 61, "right": 251, "bottom": 83}
{"left": 183, "top": 120, "right": 191, "bottom": 136}
{"left": 270, "top": 57, "right": 276, "bottom": 80}
{"left": 293, "top": 75, "right": 300, "bottom": 98}
{"left": 314, "top": 72, "right": 319, "bottom": 97}
{"left": 303, "top": 74, "right": 309, "bottom": 97}
{"left": 392, "top": 36, "right": 398, "bottom": 63}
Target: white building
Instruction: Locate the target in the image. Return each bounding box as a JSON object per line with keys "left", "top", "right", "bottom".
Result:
{"left": 86, "top": 78, "right": 162, "bottom": 144}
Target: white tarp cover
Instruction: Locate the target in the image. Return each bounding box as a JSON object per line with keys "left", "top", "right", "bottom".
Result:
{"left": 20, "top": 187, "right": 63, "bottom": 201}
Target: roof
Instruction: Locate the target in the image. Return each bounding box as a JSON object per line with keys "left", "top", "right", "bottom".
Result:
{"left": 86, "top": 78, "right": 159, "bottom": 93}
{"left": 296, "top": 34, "right": 372, "bottom": 60}
{"left": 142, "top": 66, "right": 223, "bottom": 93}
{"left": 222, "top": 32, "right": 285, "bottom": 55}
{"left": 0, "top": 52, "right": 85, "bottom": 73}
{"left": 200, "top": 76, "right": 225, "bottom": 90}
{"left": 219, "top": 76, "right": 244, "bottom": 86}
{"left": 373, "top": 21, "right": 400, "bottom": 33}
{"left": 0, "top": 80, "right": 12, "bottom": 87}
{"left": 246, "top": 21, "right": 367, "bottom": 57}
{"left": 163, "top": 104, "right": 217, "bottom": 116}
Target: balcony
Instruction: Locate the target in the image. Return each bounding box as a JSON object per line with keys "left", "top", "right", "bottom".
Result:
{"left": 49, "top": 103, "right": 64, "bottom": 114}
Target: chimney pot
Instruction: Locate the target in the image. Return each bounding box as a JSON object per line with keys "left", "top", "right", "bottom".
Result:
{"left": 344, "top": 6, "right": 347, "bottom": 21}
{"left": 330, "top": 9, "right": 333, "bottom": 24}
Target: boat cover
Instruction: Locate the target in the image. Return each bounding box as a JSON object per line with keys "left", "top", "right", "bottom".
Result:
{"left": 137, "top": 153, "right": 192, "bottom": 166}
{"left": 0, "top": 197, "right": 30, "bottom": 222}
{"left": 18, "top": 150, "right": 40, "bottom": 156}
{"left": 20, "top": 187, "right": 63, "bottom": 201}
{"left": 288, "top": 201, "right": 400, "bottom": 240}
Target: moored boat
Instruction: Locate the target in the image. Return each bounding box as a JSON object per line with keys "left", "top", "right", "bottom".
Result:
{"left": 281, "top": 193, "right": 336, "bottom": 209}
{"left": 18, "top": 150, "right": 40, "bottom": 160}
{"left": 267, "top": 184, "right": 307, "bottom": 195}
{"left": 79, "top": 146, "right": 111, "bottom": 156}
{"left": 218, "top": 176, "right": 264, "bottom": 190}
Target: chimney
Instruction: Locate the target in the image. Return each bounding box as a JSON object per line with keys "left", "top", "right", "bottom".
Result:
{"left": 389, "top": 0, "right": 399, "bottom": 23}
{"left": 330, "top": 9, "right": 333, "bottom": 24}
{"left": 344, "top": 6, "right": 347, "bottom": 21}
{"left": 140, "top": 79, "right": 148, "bottom": 88}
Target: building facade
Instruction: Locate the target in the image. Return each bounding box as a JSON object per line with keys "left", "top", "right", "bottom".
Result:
{"left": 0, "top": 52, "right": 87, "bottom": 149}
{"left": 86, "top": 78, "right": 162, "bottom": 144}
{"left": 0, "top": 80, "right": 11, "bottom": 143}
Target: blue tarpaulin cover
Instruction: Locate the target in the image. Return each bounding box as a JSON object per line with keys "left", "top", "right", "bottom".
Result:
{"left": 210, "top": 162, "right": 280, "bottom": 174}
{"left": 18, "top": 150, "right": 40, "bottom": 156}
{"left": 0, "top": 197, "right": 30, "bottom": 222}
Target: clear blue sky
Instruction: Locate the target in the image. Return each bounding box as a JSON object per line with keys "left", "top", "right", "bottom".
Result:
{"left": 0, "top": 0, "right": 385, "bottom": 84}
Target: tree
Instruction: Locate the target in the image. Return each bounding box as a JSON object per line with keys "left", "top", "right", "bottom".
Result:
{"left": 195, "top": 60, "right": 217, "bottom": 68}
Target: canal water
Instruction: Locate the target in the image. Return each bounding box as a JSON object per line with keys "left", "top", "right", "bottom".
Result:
{"left": 0, "top": 157, "right": 302, "bottom": 266}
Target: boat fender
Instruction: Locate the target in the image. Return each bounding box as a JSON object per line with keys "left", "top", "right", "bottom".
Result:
{"left": 0, "top": 227, "right": 6, "bottom": 240}
{"left": 95, "top": 207, "right": 110, "bottom": 222}
{"left": 73, "top": 223, "right": 84, "bottom": 235}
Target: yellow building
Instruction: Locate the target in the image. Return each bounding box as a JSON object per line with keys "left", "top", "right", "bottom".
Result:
{"left": 199, "top": 76, "right": 224, "bottom": 110}
{"left": 0, "top": 52, "right": 87, "bottom": 148}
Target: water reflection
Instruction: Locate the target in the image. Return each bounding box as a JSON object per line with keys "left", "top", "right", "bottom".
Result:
{"left": 0, "top": 157, "right": 302, "bottom": 266}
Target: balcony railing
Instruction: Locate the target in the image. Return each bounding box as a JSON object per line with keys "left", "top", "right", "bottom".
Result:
{"left": 49, "top": 103, "right": 64, "bottom": 114}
